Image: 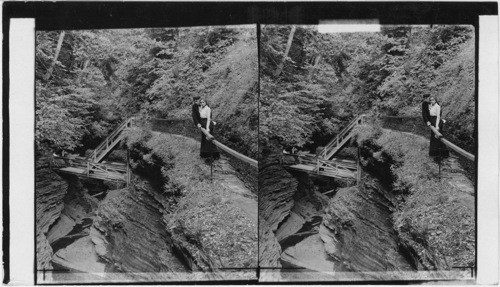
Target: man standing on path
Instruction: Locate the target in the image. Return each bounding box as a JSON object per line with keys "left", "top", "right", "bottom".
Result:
{"left": 192, "top": 96, "right": 202, "bottom": 128}
{"left": 421, "top": 93, "right": 431, "bottom": 127}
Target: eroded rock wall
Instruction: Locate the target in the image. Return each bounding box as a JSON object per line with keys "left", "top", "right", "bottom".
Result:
{"left": 258, "top": 158, "right": 297, "bottom": 231}
{"left": 258, "top": 157, "right": 298, "bottom": 268}
{"left": 321, "top": 178, "right": 414, "bottom": 273}
{"left": 92, "top": 181, "right": 186, "bottom": 280}
{"left": 36, "top": 160, "right": 69, "bottom": 269}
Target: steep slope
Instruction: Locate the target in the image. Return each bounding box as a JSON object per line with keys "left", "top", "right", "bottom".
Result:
{"left": 357, "top": 125, "right": 475, "bottom": 269}
{"left": 126, "top": 129, "right": 258, "bottom": 280}
{"left": 204, "top": 28, "right": 258, "bottom": 157}
{"left": 159, "top": 27, "right": 258, "bottom": 157}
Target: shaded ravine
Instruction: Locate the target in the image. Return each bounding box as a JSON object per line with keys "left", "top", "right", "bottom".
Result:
{"left": 258, "top": 152, "right": 408, "bottom": 280}
{"left": 274, "top": 170, "right": 415, "bottom": 280}
{"left": 260, "top": 126, "right": 475, "bottom": 281}
{"left": 38, "top": 131, "right": 257, "bottom": 283}
{"left": 47, "top": 174, "right": 188, "bottom": 282}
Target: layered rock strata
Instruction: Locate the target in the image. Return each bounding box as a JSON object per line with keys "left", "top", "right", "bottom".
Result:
{"left": 321, "top": 178, "right": 414, "bottom": 274}
{"left": 91, "top": 182, "right": 186, "bottom": 280}
{"left": 258, "top": 157, "right": 298, "bottom": 269}
{"left": 35, "top": 161, "right": 69, "bottom": 269}
{"left": 258, "top": 158, "right": 297, "bottom": 231}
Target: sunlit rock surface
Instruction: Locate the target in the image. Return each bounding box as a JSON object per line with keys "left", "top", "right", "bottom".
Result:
{"left": 258, "top": 216, "right": 282, "bottom": 268}
{"left": 281, "top": 234, "right": 335, "bottom": 273}
{"left": 52, "top": 236, "right": 106, "bottom": 274}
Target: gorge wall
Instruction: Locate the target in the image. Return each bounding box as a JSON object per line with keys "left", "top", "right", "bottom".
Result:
{"left": 36, "top": 159, "right": 69, "bottom": 270}
{"left": 259, "top": 124, "right": 474, "bottom": 281}
{"left": 36, "top": 128, "right": 258, "bottom": 283}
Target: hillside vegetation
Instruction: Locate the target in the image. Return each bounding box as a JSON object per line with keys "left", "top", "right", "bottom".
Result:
{"left": 356, "top": 125, "right": 474, "bottom": 269}
{"left": 36, "top": 26, "right": 257, "bottom": 158}
{"left": 260, "top": 25, "right": 475, "bottom": 155}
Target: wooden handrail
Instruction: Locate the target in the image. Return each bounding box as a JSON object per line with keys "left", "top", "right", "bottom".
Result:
{"left": 381, "top": 115, "right": 474, "bottom": 162}
{"left": 199, "top": 127, "right": 258, "bottom": 169}
{"left": 429, "top": 125, "right": 475, "bottom": 161}
{"left": 321, "top": 114, "right": 365, "bottom": 158}
{"left": 89, "top": 117, "right": 134, "bottom": 162}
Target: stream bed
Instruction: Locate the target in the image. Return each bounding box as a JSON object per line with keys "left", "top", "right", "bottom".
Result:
{"left": 45, "top": 174, "right": 189, "bottom": 282}
{"left": 275, "top": 173, "right": 416, "bottom": 280}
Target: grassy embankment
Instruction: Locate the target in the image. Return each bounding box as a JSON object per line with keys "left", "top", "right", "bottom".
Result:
{"left": 125, "top": 128, "right": 257, "bottom": 270}
{"left": 356, "top": 125, "right": 474, "bottom": 269}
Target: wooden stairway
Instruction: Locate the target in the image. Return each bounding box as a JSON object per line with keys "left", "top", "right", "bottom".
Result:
{"left": 51, "top": 117, "right": 134, "bottom": 184}
{"left": 282, "top": 115, "right": 365, "bottom": 182}
{"left": 88, "top": 117, "right": 134, "bottom": 163}
{"left": 320, "top": 114, "right": 365, "bottom": 160}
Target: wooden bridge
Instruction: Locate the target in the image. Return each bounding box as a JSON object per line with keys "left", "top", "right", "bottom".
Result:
{"left": 51, "top": 117, "right": 134, "bottom": 184}
{"left": 52, "top": 155, "right": 130, "bottom": 183}
{"left": 283, "top": 115, "right": 365, "bottom": 182}
{"left": 285, "top": 154, "right": 358, "bottom": 180}
{"left": 282, "top": 112, "right": 475, "bottom": 182}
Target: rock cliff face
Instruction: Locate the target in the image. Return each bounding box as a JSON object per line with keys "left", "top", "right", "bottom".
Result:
{"left": 119, "top": 130, "right": 258, "bottom": 280}
{"left": 258, "top": 157, "right": 298, "bottom": 269}
{"left": 36, "top": 160, "right": 69, "bottom": 269}
{"left": 91, "top": 181, "right": 187, "bottom": 280}
{"left": 321, "top": 177, "right": 414, "bottom": 274}
{"left": 258, "top": 158, "right": 297, "bottom": 232}
{"left": 358, "top": 127, "right": 475, "bottom": 270}
{"left": 258, "top": 216, "right": 282, "bottom": 268}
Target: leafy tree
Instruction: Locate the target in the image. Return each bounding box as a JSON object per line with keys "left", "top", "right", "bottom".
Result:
{"left": 260, "top": 24, "right": 475, "bottom": 157}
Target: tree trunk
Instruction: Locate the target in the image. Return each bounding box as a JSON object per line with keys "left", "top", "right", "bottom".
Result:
{"left": 43, "top": 31, "right": 66, "bottom": 81}
{"left": 307, "top": 54, "right": 322, "bottom": 80}
{"left": 274, "top": 25, "right": 296, "bottom": 77}
{"left": 76, "top": 58, "right": 91, "bottom": 85}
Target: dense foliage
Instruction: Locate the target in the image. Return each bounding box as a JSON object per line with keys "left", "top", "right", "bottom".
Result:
{"left": 36, "top": 26, "right": 258, "bottom": 158}
{"left": 260, "top": 25, "right": 475, "bottom": 155}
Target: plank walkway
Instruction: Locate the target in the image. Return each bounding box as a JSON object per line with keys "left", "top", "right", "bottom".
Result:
{"left": 286, "top": 164, "right": 356, "bottom": 180}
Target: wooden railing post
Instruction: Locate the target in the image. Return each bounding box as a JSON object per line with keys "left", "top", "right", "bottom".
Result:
{"left": 126, "top": 149, "right": 130, "bottom": 186}
{"left": 357, "top": 147, "right": 361, "bottom": 185}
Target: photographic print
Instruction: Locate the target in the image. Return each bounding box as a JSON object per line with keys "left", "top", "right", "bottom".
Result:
{"left": 34, "top": 25, "right": 258, "bottom": 283}
{"left": 4, "top": 2, "right": 498, "bottom": 285}
{"left": 258, "top": 24, "right": 475, "bottom": 282}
